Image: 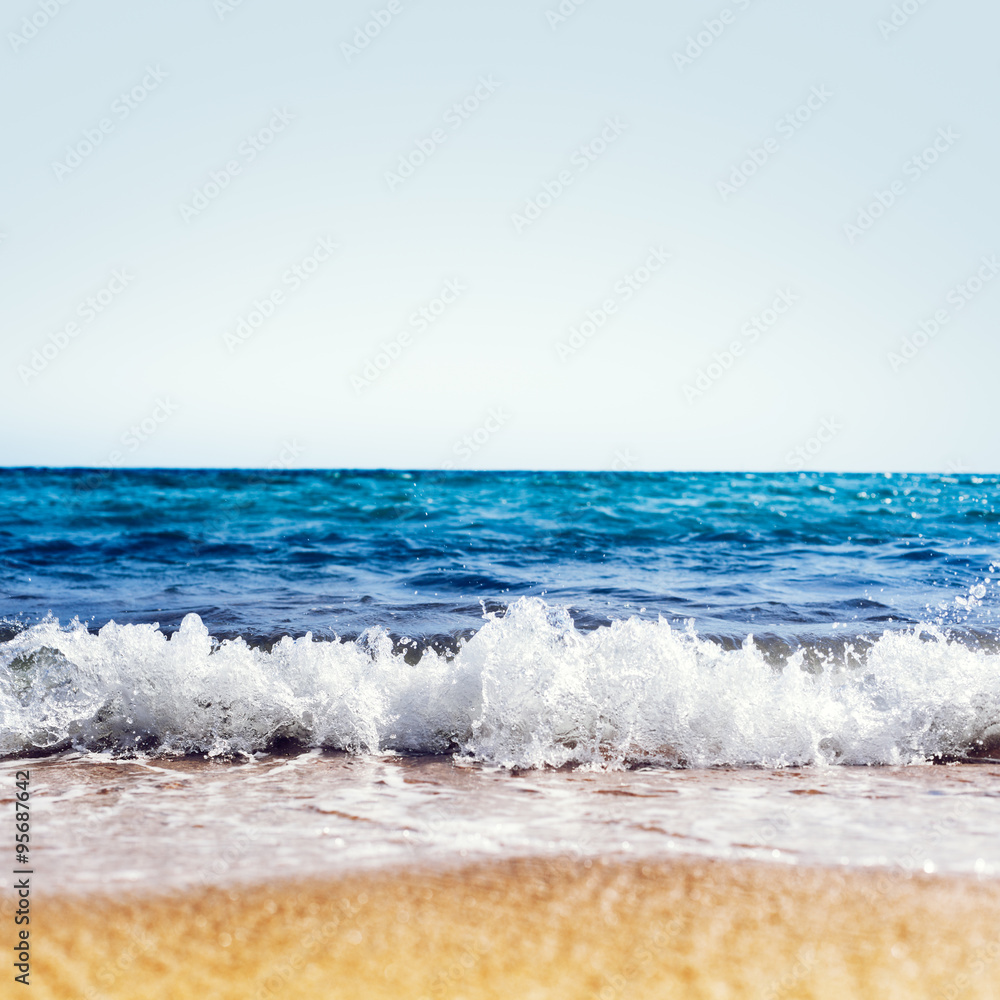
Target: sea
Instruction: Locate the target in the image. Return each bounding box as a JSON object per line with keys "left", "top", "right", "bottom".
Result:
{"left": 2, "top": 468, "right": 999, "bottom": 890}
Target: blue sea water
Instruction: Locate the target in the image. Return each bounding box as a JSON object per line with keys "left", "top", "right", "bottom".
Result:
{"left": 1, "top": 469, "right": 999, "bottom": 766}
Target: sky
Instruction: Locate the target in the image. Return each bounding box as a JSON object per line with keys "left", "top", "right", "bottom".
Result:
{"left": 3, "top": 0, "right": 999, "bottom": 472}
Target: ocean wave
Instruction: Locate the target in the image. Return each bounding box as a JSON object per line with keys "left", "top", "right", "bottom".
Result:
{"left": 2, "top": 598, "right": 999, "bottom": 768}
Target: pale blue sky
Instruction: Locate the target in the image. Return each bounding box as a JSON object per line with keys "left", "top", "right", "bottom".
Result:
{"left": 3, "top": 0, "right": 998, "bottom": 471}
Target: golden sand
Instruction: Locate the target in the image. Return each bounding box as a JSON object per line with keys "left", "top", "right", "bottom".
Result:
{"left": 16, "top": 856, "right": 1000, "bottom": 1000}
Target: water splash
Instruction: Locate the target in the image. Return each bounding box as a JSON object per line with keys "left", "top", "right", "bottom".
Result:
{"left": 3, "top": 598, "right": 999, "bottom": 767}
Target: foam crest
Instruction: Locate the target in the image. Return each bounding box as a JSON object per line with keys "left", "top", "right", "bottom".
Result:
{"left": 2, "top": 598, "right": 999, "bottom": 767}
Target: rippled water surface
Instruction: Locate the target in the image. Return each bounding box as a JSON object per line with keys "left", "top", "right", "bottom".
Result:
{"left": 2, "top": 470, "right": 999, "bottom": 766}
{"left": 8, "top": 752, "right": 999, "bottom": 892}
{"left": 3, "top": 468, "right": 998, "bottom": 646}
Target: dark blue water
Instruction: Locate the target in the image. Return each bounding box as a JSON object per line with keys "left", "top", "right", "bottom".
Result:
{"left": 3, "top": 469, "right": 1000, "bottom": 764}
{"left": 1, "top": 469, "right": 997, "bottom": 652}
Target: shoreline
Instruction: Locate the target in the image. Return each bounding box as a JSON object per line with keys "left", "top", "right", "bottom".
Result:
{"left": 19, "top": 855, "right": 1000, "bottom": 999}
{"left": 9, "top": 754, "right": 1000, "bottom": 895}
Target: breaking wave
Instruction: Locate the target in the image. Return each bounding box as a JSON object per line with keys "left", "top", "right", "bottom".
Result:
{"left": 2, "top": 598, "right": 999, "bottom": 768}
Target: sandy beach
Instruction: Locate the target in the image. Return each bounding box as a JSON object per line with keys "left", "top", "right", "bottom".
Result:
{"left": 5, "top": 752, "right": 1000, "bottom": 997}
{"left": 14, "top": 854, "right": 999, "bottom": 1000}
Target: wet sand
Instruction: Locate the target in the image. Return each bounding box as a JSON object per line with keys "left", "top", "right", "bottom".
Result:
{"left": 18, "top": 854, "right": 1000, "bottom": 1000}
{"left": 7, "top": 753, "right": 999, "bottom": 997}
{"left": 10, "top": 752, "right": 1000, "bottom": 891}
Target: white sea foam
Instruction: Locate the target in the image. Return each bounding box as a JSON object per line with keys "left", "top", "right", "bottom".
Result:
{"left": 2, "top": 598, "right": 999, "bottom": 767}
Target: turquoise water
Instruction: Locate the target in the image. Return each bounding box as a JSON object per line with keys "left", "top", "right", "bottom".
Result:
{"left": 1, "top": 469, "right": 999, "bottom": 765}
{"left": 3, "top": 469, "right": 998, "bottom": 645}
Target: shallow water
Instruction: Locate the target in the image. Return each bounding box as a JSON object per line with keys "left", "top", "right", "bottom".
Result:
{"left": 8, "top": 752, "right": 999, "bottom": 893}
